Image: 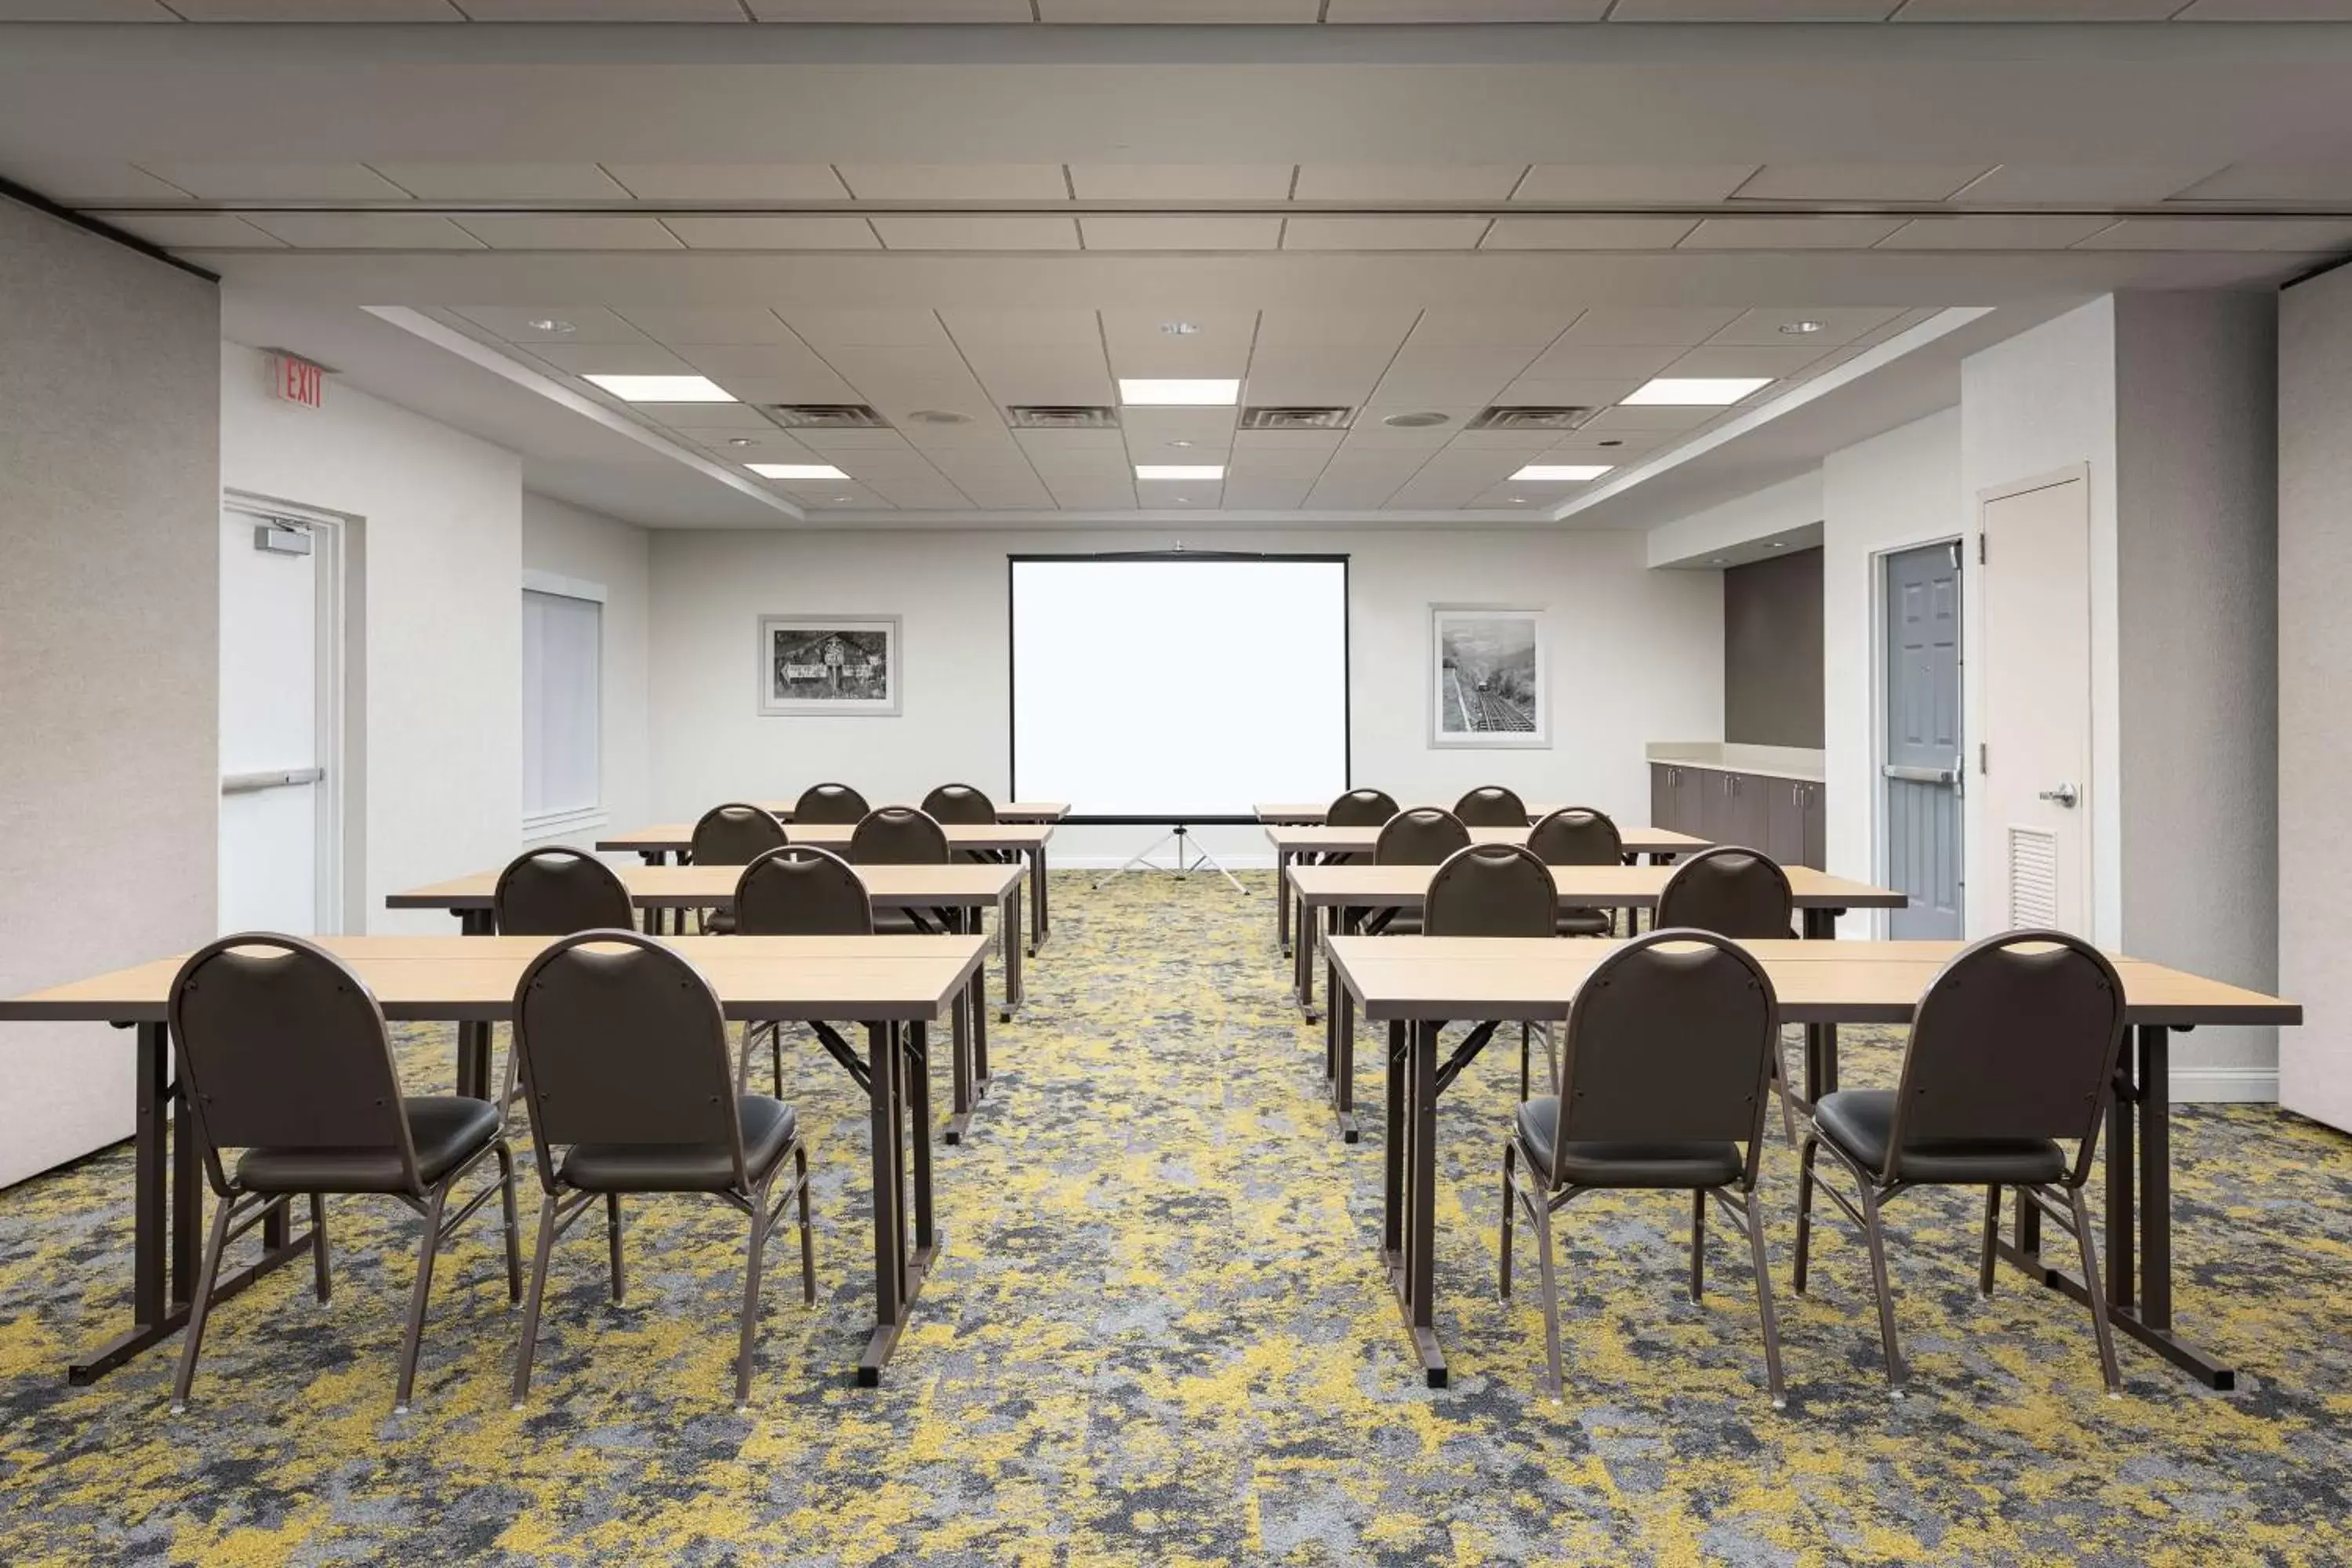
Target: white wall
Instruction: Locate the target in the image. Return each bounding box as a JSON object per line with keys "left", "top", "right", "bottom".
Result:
{"left": 1646, "top": 471, "right": 1824, "bottom": 568}
{"left": 1820, "top": 408, "right": 1965, "bottom": 938}
{"left": 648, "top": 526, "right": 1723, "bottom": 866}
{"left": 521, "top": 492, "right": 652, "bottom": 853}
{"left": 0, "top": 198, "right": 219, "bottom": 1187}
{"left": 220, "top": 342, "right": 523, "bottom": 933}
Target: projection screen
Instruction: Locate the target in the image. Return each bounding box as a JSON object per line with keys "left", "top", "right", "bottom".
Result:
{"left": 1010, "top": 554, "right": 1351, "bottom": 819}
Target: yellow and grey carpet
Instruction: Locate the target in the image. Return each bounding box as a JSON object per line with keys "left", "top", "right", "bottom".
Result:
{"left": 3, "top": 873, "right": 2352, "bottom": 1565}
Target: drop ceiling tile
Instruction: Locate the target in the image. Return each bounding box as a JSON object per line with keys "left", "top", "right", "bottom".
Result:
{"left": 1233, "top": 428, "right": 1347, "bottom": 455}
{"left": 787, "top": 482, "right": 887, "bottom": 509}
{"left": 529, "top": 343, "right": 699, "bottom": 376}
{"left": 0, "top": 0, "right": 175, "bottom": 15}
{"left": 1605, "top": 0, "right": 1897, "bottom": 16}
{"left": 165, "top": 0, "right": 458, "bottom": 15}
{"left": 612, "top": 308, "right": 793, "bottom": 345}
{"left": 1517, "top": 343, "right": 1685, "bottom": 380}
{"left": 680, "top": 343, "right": 857, "bottom": 386}
{"left": 900, "top": 420, "right": 1023, "bottom": 453}
{"left": 1068, "top": 165, "right": 1294, "bottom": 200}
{"left": 631, "top": 401, "right": 772, "bottom": 430}
{"left": 2071, "top": 216, "right": 2352, "bottom": 250}
{"left": 452, "top": 215, "right": 684, "bottom": 249}
{"left": 1876, "top": 214, "right": 2122, "bottom": 249}
{"left": 1323, "top": 1, "right": 1606, "bottom": 18}
{"left": 871, "top": 216, "right": 1081, "bottom": 251}
{"left": 1281, "top": 217, "right": 1491, "bottom": 251}
{"left": 1514, "top": 165, "right": 1759, "bottom": 204}
{"left": 1243, "top": 348, "right": 1399, "bottom": 406}
{"left": 241, "top": 212, "right": 487, "bottom": 249}
{"left": 792, "top": 429, "right": 918, "bottom": 454}
{"left": 1374, "top": 349, "right": 1544, "bottom": 406}
{"left": 1102, "top": 314, "right": 1255, "bottom": 379}
{"left": 1221, "top": 478, "right": 1317, "bottom": 510}
{"left": 1228, "top": 444, "right": 1340, "bottom": 481}
{"left": 1344, "top": 408, "right": 1482, "bottom": 447}
{"left": 1732, "top": 165, "right": 1993, "bottom": 201}
{"left": 1490, "top": 376, "right": 1645, "bottom": 408}
{"left": 1410, "top": 311, "right": 1572, "bottom": 348}
{"left": 601, "top": 164, "right": 850, "bottom": 200}
{"left": 745, "top": 0, "right": 1031, "bottom": 16}
{"left": 1707, "top": 306, "right": 1901, "bottom": 346}
{"left": 368, "top": 163, "right": 633, "bottom": 199}
{"left": 786, "top": 310, "right": 952, "bottom": 349}
{"left": 1662, "top": 345, "right": 1826, "bottom": 378}
{"left": 663, "top": 216, "right": 881, "bottom": 249}
{"left": 1043, "top": 474, "right": 1139, "bottom": 510}
{"left": 1421, "top": 437, "right": 1554, "bottom": 460}
{"left": 935, "top": 310, "right": 1096, "bottom": 350}
{"left": 1895, "top": 0, "right": 2178, "bottom": 13}
{"left": 90, "top": 212, "right": 285, "bottom": 248}
{"left": 1120, "top": 407, "right": 1240, "bottom": 449}
{"left": 1541, "top": 433, "right": 1663, "bottom": 459}
{"left": 687, "top": 430, "right": 818, "bottom": 459}
{"left": 2173, "top": 0, "right": 2352, "bottom": 16}
{"left": 1679, "top": 216, "right": 1911, "bottom": 249}
{"left": 1948, "top": 164, "right": 2223, "bottom": 203}
{"left": 1290, "top": 164, "right": 1528, "bottom": 201}
{"left": 1255, "top": 309, "right": 1421, "bottom": 349}
{"left": 0, "top": 160, "right": 192, "bottom": 201}
{"left": 959, "top": 346, "right": 1115, "bottom": 406}
{"left": 1556, "top": 307, "right": 1742, "bottom": 346}
{"left": 1481, "top": 216, "right": 1702, "bottom": 250}
{"left": 837, "top": 165, "right": 1069, "bottom": 201}
{"left": 1039, "top": 0, "right": 1317, "bottom": 16}
{"left": 459, "top": 0, "right": 750, "bottom": 15}
{"left": 1080, "top": 216, "right": 1285, "bottom": 250}
{"left": 2172, "top": 164, "right": 2352, "bottom": 201}
{"left": 134, "top": 162, "right": 410, "bottom": 200}
{"left": 458, "top": 306, "right": 650, "bottom": 344}
{"left": 956, "top": 478, "right": 1058, "bottom": 510}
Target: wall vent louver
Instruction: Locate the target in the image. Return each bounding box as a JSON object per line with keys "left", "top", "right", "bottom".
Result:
{"left": 1466, "top": 405, "right": 1597, "bottom": 431}
{"left": 1007, "top": 405, "right": 1120, "bottom": 430}
{"left": 1240, "top": 405, "right": 1354, "bottom": 431}
{"left": 764, "top": 404, "right": 890, "bottom": 429}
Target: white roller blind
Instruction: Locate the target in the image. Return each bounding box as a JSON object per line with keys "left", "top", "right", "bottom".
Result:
{"left": 523, "top": 588, "right": 601, "bottom": 823}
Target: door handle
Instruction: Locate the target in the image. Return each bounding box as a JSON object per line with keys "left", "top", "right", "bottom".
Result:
{"left": 2037, "top": 783, "right": 2081, "bottom": 808}
{"left": 1882, "top": 764, "right": 1958, "bottom": 784}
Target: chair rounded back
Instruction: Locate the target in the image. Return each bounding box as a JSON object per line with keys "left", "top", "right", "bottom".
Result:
{"left": 689, "top": 803, "right": 788, "bottom": 867}
{"left": 1374, "top": 807, "right": 1472, "bottom": 866}
{"left": 791, "top": 782, "right": 870, "bottom": 825}
{"left": 920, "top": 783, "right": 998, "bottom": 825}
{"left": 1326, "top": 788, "right": 1400, "bottom": 828}
{"left": 1425, "top": 843, "right": 1558, "bottom": 938}
{"left": 1551, "top": 930, "right": 1780, "bottom": 1185}
{"left": 512, "top": 931, "right": 746, "bottom": 1190}
{"left": 494, "top": 847, "right": 634, "bottom": 936}
{"left": 734, "top": 845, "right": 873, "bottom": 936}
{"left": 849, "top": 806, "right": 950, "bottom": 865}
{"left": 168, "top": 935, "right": 416, "bottom": 1194}
{"left": 1453, "top": 785, "right": 1531, "bottom": 827}
{"left": 1655, "top": 846, "right": 1795, "bottom": 939}
{"left": 1888, "top": 931, "right": 2126, "bottom": 1182}
{"left": 1528, "top": 807, "right": 1624, "bottom": 867}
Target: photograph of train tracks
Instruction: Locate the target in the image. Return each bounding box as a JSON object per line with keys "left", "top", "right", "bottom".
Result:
{"left": 1430, "top": 604, "right": 1549, "bottom": 749}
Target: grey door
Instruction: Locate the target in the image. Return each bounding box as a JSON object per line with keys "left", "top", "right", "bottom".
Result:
{"left": 1883, "top": 543, "right": 1963, "bottom": 937}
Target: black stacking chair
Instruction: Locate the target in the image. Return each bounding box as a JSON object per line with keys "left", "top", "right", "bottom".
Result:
{"left": 1795, "top": 931, "right": 2128, "bottom": 1398}
{"left": 791, "top": 782, "right": 869, "bottom": 825}
{"left": 509, "top": 931, "right": 815, "bottom": 1411}
{"left": 733, "top": 846, "right": 876, "bottom": 1094}
{"left": 1325, "top": 788, "right": 1399, "bottom": 828}
{"left": 1425, "top": 842, "right": 1561, "bottom": 1098}
{"left": 1454, "top": 785, "right": 1531, "bottom": 827}
{"left": 1528, "top": 807, "right": 1625, "bottom": 938}
{"left": 1499, "top": 930, "right": 1786, "bottom": 1406}
{"left": 1366, "top": 807, "right": 1471, "bottom": 935}
{"left": 1657, "top": 846, "right": 1801, "bottom": 1142}
{"left": 167, "top": 935, "right": 521, "bottom": 1414}
{"left": 920, "top": 783, "right": 997, "bottom": 825}
{"left": 494, "top": 847, "right": 634, "bottom": 936}
{"left": 849, "top": 806, "right": 952, "bottom": 934}
{"left": 688, "top": 804, "right": 789, "bottom": 935}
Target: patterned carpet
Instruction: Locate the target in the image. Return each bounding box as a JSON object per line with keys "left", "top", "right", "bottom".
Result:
{"left": 3, "top": 873, "right": 2352, "bottom": 1566}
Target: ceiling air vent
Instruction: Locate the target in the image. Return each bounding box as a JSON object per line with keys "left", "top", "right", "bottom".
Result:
{"left": 1466, "top": 405, "right": 1597, "bottom": 432}
{"left": 1240, "top": 405, "right": 1354, "bottom": 431}
{"left": 764, "top": 403, "right": 890, "bottom": 429}
{"left": 1007, "top": 405, "right": 1120, "bottom": 430}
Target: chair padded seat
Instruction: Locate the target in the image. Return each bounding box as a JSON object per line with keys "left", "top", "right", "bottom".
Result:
{"left": 559, "top": 1096, "right": 797, "bottom": 1193}
{"left": 1514, "top": 1098, "right": 1742, "bottom": 1189}
{"left": 870, "top": 908, "right": 927, "bottom": 935}
{"left": 237, "top": 1095, "right": 500, "bottom": 1193}
{"left": 702, "top": 909, "right": 737, "bottom": 935}
{"left": 1556, "top": 909, "right": 1613, "bottom": 938}
{"left": 1376, "top": 911, "right": 1424, "bottom": 936}
{"left": 1813, "top": 1089, "right": 2066, "bottom": 1185}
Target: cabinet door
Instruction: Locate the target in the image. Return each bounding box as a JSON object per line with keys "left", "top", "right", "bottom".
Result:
{"left": 1697, "top": 768, "right": 1730, "bottom": 842}
{"left": 1802, "top": 782, "right": 1828, "bottom": 870}
{"left": 1732, "top": 772, "right": 1772, "bottom": 851}
{"left": 1674, "top": 768, "right": 1704, "bottom": 833}
{"left": 1651, "top": 764, "right": 1676, "bottom": 831}
{"left": 1766, "top": 778, "right": 1806, "bottom": 866}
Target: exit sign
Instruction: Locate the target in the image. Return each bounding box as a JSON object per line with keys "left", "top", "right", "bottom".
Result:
{"left": 269, "top": 351, "right": 326, "bottom": 410}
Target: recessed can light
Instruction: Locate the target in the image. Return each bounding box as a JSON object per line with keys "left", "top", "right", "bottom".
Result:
{"left": 1769, "top": 540, "right": 1786, "bottom": 549}
{"left": 1161, "top": 321, "right": 1201, "bottom": 336}
{"left": 1168, "top": 439, "right": 1195, "bottom": 448}
{"left": 1779, "top": 320, "right": 1824, "bottom": 336}
{"left": 527, "top": 318, "right": 576, "bottom": 335}
{"left": 1710, "top": 557, "right": 1728, "bottom": 565}
{"left": 726, "top": 437, "right": 755, "bottom": 448}
{"left": 833, "top": 495, "right": 853, "bottom": 503}
{"left": 1381, "top": 411, "right": 1450, "bottom": 429}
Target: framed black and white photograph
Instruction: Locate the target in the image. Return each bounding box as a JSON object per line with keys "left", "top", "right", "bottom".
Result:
{"left": 758, "top": 615, "right": 901, "bottom": 717}
{"left": 1430, "top": 604, "right": 1548, "bottom": 749}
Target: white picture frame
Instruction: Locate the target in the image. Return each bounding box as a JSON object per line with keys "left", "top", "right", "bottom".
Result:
{"left": 758, "top": 615, "right": 902, "bottom": 717}
{"left": 1429, "top": 604, "right": 1549, "bottom": 749}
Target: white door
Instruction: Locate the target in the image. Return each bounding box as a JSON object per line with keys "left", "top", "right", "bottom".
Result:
{"left": 219, "top": 507, "right": 335, "bottom": 934}
{"left": 1976, "top": 474, "right": 2092, "bottom": 935}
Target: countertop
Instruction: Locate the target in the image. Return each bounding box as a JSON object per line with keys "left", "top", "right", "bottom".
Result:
{"left": 1646, "top": 742, "right": 1826, "bottom": 784}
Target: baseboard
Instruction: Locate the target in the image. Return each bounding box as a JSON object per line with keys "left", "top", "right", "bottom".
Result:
{"left": 2168, "top": 1067, "right": 2277, "bottom": 1104}
{"left": 1056, "top": 855, "right": 1277, "bottom": 871}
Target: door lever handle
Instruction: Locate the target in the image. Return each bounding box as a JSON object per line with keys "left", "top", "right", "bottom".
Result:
{"left": 2037, "top": 783, "right": 2081, "bottom": 808}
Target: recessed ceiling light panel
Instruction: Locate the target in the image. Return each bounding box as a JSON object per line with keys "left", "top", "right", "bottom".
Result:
{"left": 1621, "top": 377, "right": 1773, "bottom": 406}
{"left": 1134, "top": 464, "right": 1225, "bottom": 481}
{"left": 1509, "top": 463, "right": 1613, "bottom": 482}
{"left": 748, "top": 463, "right": 849, "bottom": 480}
{"left": 1118, "top": 378, "right": 1240, "bottom": 407}
{"left": 1779, "top": 320, "right": 1824, "bottom": 336}
{"left": 585, "top": 373, "right": 735, "bottom": 403}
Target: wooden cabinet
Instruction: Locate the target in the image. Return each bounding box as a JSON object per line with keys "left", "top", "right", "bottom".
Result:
{"left": 1801, "top": 782, "right": 1827, "bottom": 870}
{"left": 1766, "top": 777, "right": 1806, "bottom": 868}
{"left": 1649, "top": 761, "right": 1826, "bottom": 869}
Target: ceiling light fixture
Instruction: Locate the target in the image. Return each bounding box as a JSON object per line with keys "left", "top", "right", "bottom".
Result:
{"left": 747, "top": 463, "right": 849, "bottom": 481}
{"left": 1160, "top": 321, "right": 1201, "bottom": 336}
{"left": 1509, "top": 463, "right": 1613, "bottom": 483}
{"left": 1168, "top": 439, "right": 1195, "bottom": 448}
{"left": 1779, "top": 320, "right": 1824, "bottom": 336}
{"left": 1134, "top": 464, "right": 1225, "bottom": 481}
{"left": 1769, "top": 540, "right": 1787, "bottom": 549}
{"left": 1597, "top": 439, "right": 1624, "bottom": 448}
{"left": 1710, "top": 557, "right": 1728, "bottom": 566}
{"left": 1621, "top": 377, "right": 1773, "bottom": 407}
{"left": 584, "top": 373, "right": 735, "bottom": 403}
{"left": 726, "top": 438, "right": 755, "bottom": 448}
{"left": 1381, "top": 412, "right": 1450, "bottom": 429}
{"left": 908, "top": 409, "right": 971, "bottom": 426}
{"left": 526, "top": 318, "right": 576, "bottom": 335}
{"left": 1119, "top": 378, "right": 1240, "bottom": 407}
{"left": 833, "top": 495, "right": 853, "bottom": 503}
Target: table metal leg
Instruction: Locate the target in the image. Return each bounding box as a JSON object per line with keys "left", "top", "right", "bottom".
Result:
{"left": 1384, "top": 1019, "right": 1448, "bottom": 1388}
{"left": 455, "top": 907, "right": 495, "bottom": 1098}
{"left": 1326, "top": 916, "right": 1360, "bottom": 1142}
{"left": 1798, "top": 907, "right": 1838, "bottom": 1102}
{"left": 637, "top": 851, "right": 668, "bottom": 933}
{"left": 1025, "top": 847, "right": 1045, "bottom": 956}
{"left": 858, "top": 1019, "right": 924, "bottom": 1385}
{"left": 1295, "top": 900, "right": 1319, "bottom": 1022}
{"left": 1381, "top": 1022, "right": 1405, "bottom": 1268}
{"left": 906, "top": 1022, "right": 936, "bottom": 1255}
{"left": 1000, "top": 887, "right": 1024, "bottom": 1019}
{"left": 1277, "top": 850, "right": 1293, "bottom": 956}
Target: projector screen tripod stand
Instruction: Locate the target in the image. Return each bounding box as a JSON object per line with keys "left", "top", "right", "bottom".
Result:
{"left": 1094, "top": 824, "right": 1247, "bottom": 895}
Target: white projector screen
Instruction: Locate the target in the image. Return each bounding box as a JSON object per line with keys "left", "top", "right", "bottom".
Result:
{"left": 1011, "top": 554, "right": 1350, "bottom": 818}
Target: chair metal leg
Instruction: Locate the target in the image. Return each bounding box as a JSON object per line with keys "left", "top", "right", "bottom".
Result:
{"left": 495, "top": 1142, "right": 524, "bottom": 1305}
{"left": 1979, "top": 1186, "right": 2002, "bottom": 1298}
{"left": 1497, "top": 1142, "right": 1516, "bottom": 1301}
{"left": 1530, "top": 1196, "right": 1566, "bottom": 1400}
{"left": 735, "top": 1174, "right": 775, "bottom": 1412}
{"left": 170, "top": 1189, "right": 240, "bottom": 1412}
{"left": 1690, "top": 1189, "right": 1706, "bottom": 1302}
{"left": 393, "top": 1184, "right": 452, "bottom": 1414}
{"left": 2062, "top": 1185, "right": 2125, "bottom": 1396}
{"left": 1792, "top": 1138, "right": 1819, "bottom": 1295}
{"left": 1741, "top": 1189, "right": 1788, "bottom": 1410}
{"left": 1769, "top": 1049, "right": 1798, "bottom": 1145}
{"left": 1854, "top": 1179, "right": 1907, "bottom": 1396}
{"left": 771, "top": 1023, "right": 784, "bottom": 1100}
{"left": 794, "top": 1145, "right": 816, "bottom": 1305}
{"left": 309, "top": 1192, "right": 331, "bottom": 1303}
{"left": 1518, "top": 1024, "right": 1530, "bottom": 1102}
{"left": 606, "top": 1193, "right": 625, "bottom": 1304}
{"left": 511, "top": 1192, "right": 561, "bottom": 1408}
